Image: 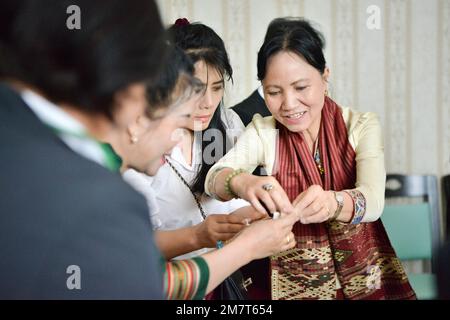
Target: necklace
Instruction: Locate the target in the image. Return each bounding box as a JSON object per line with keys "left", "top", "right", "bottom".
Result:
{"left": 313, "top": 140, "right": 325, "bottom": 176}
{"left": 165, "top": 157, "right": 206, "bottom": 220}
{"left": 306, "top": 130, "right": 324, "bottom": 176}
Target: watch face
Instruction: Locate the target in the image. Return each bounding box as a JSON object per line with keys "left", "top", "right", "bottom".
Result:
{"left": 336, "top": 193, "right": 344, "bottom": 202}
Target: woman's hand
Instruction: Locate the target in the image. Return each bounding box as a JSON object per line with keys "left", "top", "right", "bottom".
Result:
{"left": 229, "top": 205, "right": 268, "bottom": 224}
{"left": 201, "top": 210, "right": 299, "bottom": 295}
{"left": 230, "top": 173, "right": 294, "bottom": 216}
{"left": 293, "top": 185, "right": 336, "bottom": 224}
{"left": 233, "top": 210, "right": 299, "bottom": 260}
{"left": 193, "top": 214, "right": 248, "bottom": 248}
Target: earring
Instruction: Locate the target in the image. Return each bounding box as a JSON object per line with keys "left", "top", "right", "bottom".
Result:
{"left": 131, "top": 135, "right": 138, "bottom": 144}
{"left": 325, "top": 89, "right": 329, "bottom": 97}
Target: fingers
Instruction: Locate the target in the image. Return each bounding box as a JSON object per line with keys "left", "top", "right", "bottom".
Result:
{"left": 280, "top": 231, "right": 296, "bottom": 252}
{"left": 218, "top": 223, "right": 246, "bottom": 233}
{"left": 300, "top": 205, "right": 330, "bottom": 224}
{"left": 255, "top": 189, "right": 278, "bottom": 214}
{"left": 294, "top": 185, "right": 323, "bottom": 211}
{"left": 237, "top": 218, "right": 297, "bottom": 260}
{"left": 248, "top": 194, "right": 271, "bottom": 215}
{"left": 204, "top": 215, "right": 246, "bottom": 240}
{"left": 300, "top": 200, "right": 325, "bottom": 218}
{"left": 268, "top": 188, "right": 294, "bottom": 214}
{"left": 277, "top": 210, "right": 300, "bottom": 228}
{"left": 237, "top": 175, "right": 295, "bottom": 218}
{"left": 207, "top": 214, "right": 232, "bottom": 224}
{"left": 295, "top": 187, "right": 331, "bottom": 224}
{"left": 229, "top": 206, "right": 268, "bottom": 223}
{"left": 292, "top": 192, "right": 305, "bottom": 207}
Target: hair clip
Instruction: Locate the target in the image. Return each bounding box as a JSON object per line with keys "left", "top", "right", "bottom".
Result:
{"left": 174, "top": 18, "right": 190, "bottom": 26}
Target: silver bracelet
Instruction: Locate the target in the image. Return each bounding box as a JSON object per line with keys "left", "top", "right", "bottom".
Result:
{"left": 208, "top": 167, "right": 227, "bottom": 201}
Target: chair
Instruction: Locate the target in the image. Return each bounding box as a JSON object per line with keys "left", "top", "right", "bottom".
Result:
{"left": 381, "top": 174, "right": 442, "bottom": 300}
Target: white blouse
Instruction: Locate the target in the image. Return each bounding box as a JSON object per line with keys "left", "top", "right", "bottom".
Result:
{"left": 123, "top": 107, "right": 250, "bottom": 260}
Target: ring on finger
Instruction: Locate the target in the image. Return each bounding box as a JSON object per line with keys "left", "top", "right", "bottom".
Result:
{"left": 272, "top": 211, "right": 281, "bottom": 220}
{"left": 262, "top": 183, "right": 274, "bottom": 192}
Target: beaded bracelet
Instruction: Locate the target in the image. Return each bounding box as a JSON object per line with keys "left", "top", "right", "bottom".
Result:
{"left": 216, "top": 240, "right": 224, "bottom": 249}
{"left": 224, "top": 169, "right": 246, "bottom": 198}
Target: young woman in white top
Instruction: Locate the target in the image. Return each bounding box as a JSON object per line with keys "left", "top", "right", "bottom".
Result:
{"left": 123, "top": 20, "right": 265, "bottom": 261}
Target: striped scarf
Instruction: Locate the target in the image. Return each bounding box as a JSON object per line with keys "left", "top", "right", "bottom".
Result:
{"left": 271, "top": 96, "right": 416, "bottom": 300}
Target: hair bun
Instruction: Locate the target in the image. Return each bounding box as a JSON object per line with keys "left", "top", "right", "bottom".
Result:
{"left": 174, "top": 18, "right": 190, "bottom": 27}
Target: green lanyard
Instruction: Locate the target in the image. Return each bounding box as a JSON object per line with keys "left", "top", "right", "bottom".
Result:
{"left": 98, "top": 142, "right": 123, "bottom": 172}
{"left": 46, "top": 125, "right": 122, "bottom": 172}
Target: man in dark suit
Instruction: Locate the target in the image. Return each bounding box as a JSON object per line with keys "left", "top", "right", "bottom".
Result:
{"left": 231, "top": 88, "right": 270, "bottom": 126}
{"left": 0, "top": 0, "right": 166, "bottom": 299}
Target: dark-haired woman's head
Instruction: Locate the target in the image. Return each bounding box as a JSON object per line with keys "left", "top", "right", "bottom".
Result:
{"left": 257, "top": 17, "right": 330, "bottom": 134}
{"left": 168, "top": 20, "right": 233, "bottom": 194}
{"left": 168, "top": 21, "right": 232, "bottom": 132}
{"left": 1, "top": 0, "right": 166, "bottom": 123}
{"left": 111, "top": 45, "right": 204, "bottom": 176}
{"left": 146, "top": 45, "right": 203, "bottom": 116}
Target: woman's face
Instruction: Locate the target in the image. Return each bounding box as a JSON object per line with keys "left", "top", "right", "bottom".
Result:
{"left": 111, "top": 86, "right": 199, "bottom": 176}
{"left": 186, "top": 60, "right": 224, "bottom": 132}
{"left": 262, "top": 50, "right": 329, "bottom": 133}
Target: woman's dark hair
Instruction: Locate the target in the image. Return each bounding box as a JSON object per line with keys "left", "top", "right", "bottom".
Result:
{"left": 168, "top": 22, "right": 233, "bottom": 83}
{"left": 257, "top": 17, "right": 326, "bottom": 80}
{"left": 0, "top": 0, "right": 166, "bottom": 118}
{"left": 168, "top": 21, "right": 233, "bottom": 194}
{"left": 146, "top": 45, "right": 203, "bottom": 116}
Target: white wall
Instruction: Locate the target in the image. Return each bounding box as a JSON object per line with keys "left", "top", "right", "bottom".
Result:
{"left": 156, "top": 0, "right": 450, "bottom": 178}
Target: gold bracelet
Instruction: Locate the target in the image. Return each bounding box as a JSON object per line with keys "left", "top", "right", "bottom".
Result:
{"left": 224, "top": 169, "right": 246, "bottom": 198}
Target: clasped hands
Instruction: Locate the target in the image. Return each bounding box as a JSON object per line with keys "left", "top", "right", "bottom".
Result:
{"left": 198, "top": 173, "right": 337, "bottom": 249}
{"left": 229, "top": 172, "right": 338, "bottom": 225}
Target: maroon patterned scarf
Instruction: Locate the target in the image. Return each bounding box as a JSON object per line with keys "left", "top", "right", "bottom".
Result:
{"left": 270, "top": 96, "right": 416, "bottom": 300}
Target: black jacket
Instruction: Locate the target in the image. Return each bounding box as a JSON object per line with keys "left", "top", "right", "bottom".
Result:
{"left": 231, "top": 89, "right": 270, "bottom": 126}
{"left": 0, "top": 84, "right": 163, "bottom": 299}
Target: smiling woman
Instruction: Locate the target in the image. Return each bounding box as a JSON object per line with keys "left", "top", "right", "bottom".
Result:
{"left": 115, "top": 42, "right": 298, "bottom": 300}
{"left": 205, "top": 17, "right": 417, "bottom": 300}
{"left": 262, "top": 51, "right": 329, "bottom": 135}
{"left": 0, "top": 0, "right": 168, "bottom": 299}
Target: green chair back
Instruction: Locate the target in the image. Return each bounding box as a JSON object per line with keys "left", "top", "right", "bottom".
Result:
{"left": 383, "top": 174, "right": 442, "bottom": 300}
{"left": 382, "top": 203, "right": 432, "bottom": 260}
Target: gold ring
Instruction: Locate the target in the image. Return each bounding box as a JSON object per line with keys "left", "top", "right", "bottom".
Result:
{"left": 286, "top": 235, "right": 290, "bottom": 244}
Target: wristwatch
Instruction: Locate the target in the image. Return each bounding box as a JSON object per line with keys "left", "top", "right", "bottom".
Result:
{"left": 330, "top": 191, "right": 344, "bottom": 221}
